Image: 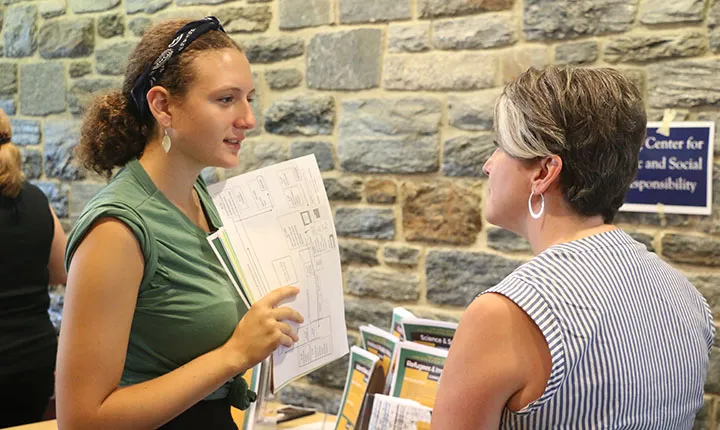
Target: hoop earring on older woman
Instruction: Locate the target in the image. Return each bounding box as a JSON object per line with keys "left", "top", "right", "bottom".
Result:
{"left": 162, "top": 129, "right": 172, "bottom": 153}
{"left": 528, "top": 191, "right": 544, "bottom": 219}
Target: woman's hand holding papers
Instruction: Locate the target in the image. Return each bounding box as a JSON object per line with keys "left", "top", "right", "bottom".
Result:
{"left": 222, "top": 286, "right": 304, "bottom": 374}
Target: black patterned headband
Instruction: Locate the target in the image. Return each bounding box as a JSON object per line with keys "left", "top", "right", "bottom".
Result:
{"left": 130, "top": 16, "right": 226, "bottom": 120}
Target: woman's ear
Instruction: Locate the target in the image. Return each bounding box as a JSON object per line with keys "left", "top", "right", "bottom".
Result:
{"left": 530, "top": 155, "right": 563, "bottom": 194}
{"left": 146, "top": 86, "right": 172, "bottom": 129}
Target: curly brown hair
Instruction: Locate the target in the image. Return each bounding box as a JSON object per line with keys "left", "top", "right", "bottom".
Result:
{"left": 76, "top": 18, "right": 241, "bottom": 179}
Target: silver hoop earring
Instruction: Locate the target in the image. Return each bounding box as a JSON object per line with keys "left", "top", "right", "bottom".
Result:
{"left": 528, "top": 191, "right": 544, "bottom": 219}
{"left": 162, "top": 129, "right": 172, "bottom": 154}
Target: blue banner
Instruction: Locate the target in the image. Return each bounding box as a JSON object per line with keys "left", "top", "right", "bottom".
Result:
{"left": 621, "top": 122, "right": 714, "bottom": 215}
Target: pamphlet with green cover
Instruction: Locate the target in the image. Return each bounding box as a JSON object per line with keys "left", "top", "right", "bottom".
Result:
{"left": 335, "top": 347, "right": 382, "bottom": 430}
{"left": 390, "top": 307, "right": 415, "bottom": 341}
{"left": 359, "top": 324, "right": 399, "bottom": 381}
{"left": 389, "top": 342, "right": 448, "bottom": 409}
{"left": 400, "top": 318, "right": 457, "bottom": 350}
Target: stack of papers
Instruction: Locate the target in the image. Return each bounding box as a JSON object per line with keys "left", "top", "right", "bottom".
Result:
{"left": 367, "top": 394, "right": 432, "bottom": 430}
{"left": 207, "top": 155, "right": 349, "bottom": 391}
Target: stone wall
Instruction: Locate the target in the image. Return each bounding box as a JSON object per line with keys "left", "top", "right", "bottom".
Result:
{"left": 2, "top": 0, "right": 719, "bottom": 425}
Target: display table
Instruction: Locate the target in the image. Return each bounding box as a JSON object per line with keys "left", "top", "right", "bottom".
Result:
{"left": 3, "top": 405, "right": 333, "bottom": 430}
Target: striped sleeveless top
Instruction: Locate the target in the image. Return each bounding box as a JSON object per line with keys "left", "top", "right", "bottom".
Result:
{"left": 482, "top": 229, "right": 715, "bottom": 429}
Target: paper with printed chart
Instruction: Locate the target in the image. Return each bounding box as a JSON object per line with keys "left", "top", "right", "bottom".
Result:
{"left": 207, "top": 154, "right": 348, "bottom": 391}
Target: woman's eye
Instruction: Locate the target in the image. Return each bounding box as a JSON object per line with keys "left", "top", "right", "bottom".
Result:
{"left": 247, "top": 96, "right": 255, "bottom": 103}
{"left": 219, "top": 96, "right": 234, "bottom": 104}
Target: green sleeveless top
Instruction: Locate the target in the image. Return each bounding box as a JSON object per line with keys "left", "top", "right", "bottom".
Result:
{"left": 66, "top": 159, "right": 250, "bottom": 401}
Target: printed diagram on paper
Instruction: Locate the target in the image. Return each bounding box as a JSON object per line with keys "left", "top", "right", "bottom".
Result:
{"left": 207, "top": 155, "right": 349, "bottom": 390}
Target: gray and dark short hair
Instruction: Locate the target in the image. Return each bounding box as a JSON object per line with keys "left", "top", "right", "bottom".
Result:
{"left": 495, "top": 65, "right": 647, "bottom": 223}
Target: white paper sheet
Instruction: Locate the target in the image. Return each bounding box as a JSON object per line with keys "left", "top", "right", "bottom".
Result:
{"left": 208, "top": 155, "right": 349, "bottom": 391}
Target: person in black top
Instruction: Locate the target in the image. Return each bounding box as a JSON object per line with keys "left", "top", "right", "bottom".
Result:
{"left": 0, "top": 108, "right": 68, "bottom": 427}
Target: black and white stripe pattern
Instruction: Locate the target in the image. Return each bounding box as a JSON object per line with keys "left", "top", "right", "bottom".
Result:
{"left": 482, "top": 229, "right": 715, "bottom": 429}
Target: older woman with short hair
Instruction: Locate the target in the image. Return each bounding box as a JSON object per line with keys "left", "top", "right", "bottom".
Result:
{"left": 433, "top": 66, "right": 714, "bottom": 429}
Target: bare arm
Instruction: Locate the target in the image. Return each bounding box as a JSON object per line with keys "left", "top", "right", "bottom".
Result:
{"left": 47, "top": 205, "right": 67, "bottom": 285}
{"left": 432, "top": 293, "right": 552, "bottom": 430}
{"left": 56, "top": 218, "right": 303, "bottom": 430}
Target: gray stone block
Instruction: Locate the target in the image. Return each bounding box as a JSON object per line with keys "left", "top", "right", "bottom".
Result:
{"left": 265, "top": 68, "right": 303, "bottom": 90}
{"left": 10, "top": 118, "right": 41, "bottom": 146}
{"left": 339, "top": 240, "right": 379, "bottom": 266}
{"left": 640, "top": 0, "right": 705, "bottom": 24}
{"left": 307, "top": 29, "right": 382, "bottom": 90}
{"left": 710, "top": 0, "right": 720, "bottom": 53}
{"left": 69, "top": 61, "right": 92, "bottom": 78}
{"left": 33, "top": 181, "right": 70, "bottom": 218}
{"left": 129, "top": 17, "right": 153, "bottom": 37}
{"left": 98, "top": 13, "right": 124, "bottom": 38}
{"left": 487, "top": 227, "right": 531, "bottom": 253}
{"left": 70, "top": 182, "right": 104, "bottom": 218}
{"left": 21, "top": 149, "right": 42, "bottom": 179}
{"left": 96, "top": 41, "right": 136, "bottom": 75}
{"left": 38, "top": 0, "right": 66, "bottom": 19}
{"left": 383, "top": 52, "right": 497, "bottom": 91}
{"left": 0, "top": 98, "right": 16, "bottom": 115}
{"left": 125, "top": 0, "right": 171, "bottom": 14}
{"left": 418, "top": 0, "right": 512, "bottom": 18}
{"left": 324, "top": 177, "right": 362, "bottom": 201}
{"left": 448, "top": 88, "right": 502, "bottom": 131}
{"left": 279, "top": 0, "right": 331, "bottom": 30}
{"left": 426, "top": 250, "right": 523, "bottom": 306}
{"left": 241, "top": 36, "right": 304, "bottom": 64}
{"left": 0, "top": 63, "right": 17, "bottom": 95}
{"left": 524, "top": 0, "right": 637, "bottom": 40}
{"left": 335, "top": 207, "right": 395, "bottom": 240}
{"left": 388, "top": 23, "right": 430, "bottom": 53}
{"left": 4, "top": 4, "right": 37, "bottom": 58}
{"left": 68, "top": 0, "right": 120, "bottom": 14}
{"left": 217, "top": 6, "right": 271, "bottom": 33}
{"left": 433, "top": 13, "right": 516, "bottom": 50}
{"left": 224, "top": 140, "right": 288, "bottom": 177}
{"left": 289, "top": 141, "right": 334, "bottom": 171}
{"left": 604, "top": 32, "right": 706, "bottom": 63}
{"left": 555, "top": 41, "right": 599, "bottom": 65}
{"left": 662, "top": 234, "right": 720, "bottom": 267}
{"left": 383, "top": 246, "right": 420, "bottom": 266}
{"left": 647, "top": 58, "right": 720, "bottom": 107}
{"left": 442, "top": 134, "right": 495, "bottom": 177}
{"left": 402, "top": 181, "right": 482, "bottom": 245}
{"left": 265, "top": 94, "right": 334, "bottom": 136}
{"left": 340, "top": 97, "right": 440, "bottom": 138}
{"left": 406, "top": 307, "right": 460, "bottom": 323}
{"left": 344, "top": 296, "right": 394, "bottom": 329}
{"left": 20, "top": 63, "right": 66, "bottom": 116}
{"left": 68, "top": 78, "right": 121, "bottom": 116}
{"left": 43, "top": 120, "right": 86, "bottom": 180}
{"left": 339, "top": 0, "right": 411, "bottom": 24}
{"left": 339, "top": 137, "right": 438, "bottom": 176}
{"left": 347, "top": 268, "right": 420, "bottom": 301}
{"left": 338, "top": 97, "right": 440, "bottom": 174}
{"left": 38, "top": 18, "right": 94, "bottom": 58}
